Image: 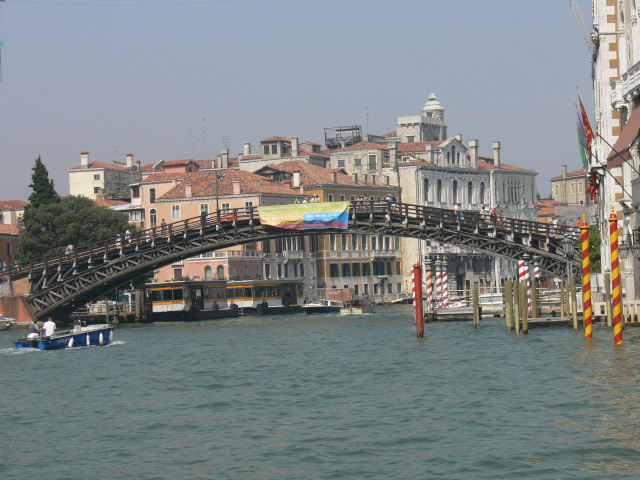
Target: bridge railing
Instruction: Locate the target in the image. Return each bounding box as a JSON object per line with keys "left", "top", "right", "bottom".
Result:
{"left": 2, "top": 200, "right": 577, "bottom": 283}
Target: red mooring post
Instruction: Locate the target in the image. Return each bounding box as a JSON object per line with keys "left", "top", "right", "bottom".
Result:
{"left": 413, "top": 263, "right": 424, "bottom": 337}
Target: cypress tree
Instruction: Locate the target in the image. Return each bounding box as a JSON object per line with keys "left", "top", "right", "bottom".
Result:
{"left": 28, "top": 155, "right": 59, "bottom": 208}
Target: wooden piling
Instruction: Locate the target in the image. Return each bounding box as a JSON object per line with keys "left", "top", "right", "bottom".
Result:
{"left": 570, "top": 276, "right": 578, "bottom": 330}
{"left": 605, "top": 272, "right": 613, "bottom": 327}
{"left": 564, "top": 280, "right": 571, "bottom": 322}
{"left": 514, "top": 279, "right": 520, "bottom": 334}
{"left": 473, "top": 282, "right": 479, "bottom": 328}
{"left": 505, "top": 280, "right": 514, "bottom": 330}
{"left": 560, "top": 281, "right": 566, "bottom": 317}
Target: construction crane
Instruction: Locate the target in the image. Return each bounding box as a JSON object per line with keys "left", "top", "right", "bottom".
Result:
{"left": 569, "top": 0, "right": 594, "bottom": 55}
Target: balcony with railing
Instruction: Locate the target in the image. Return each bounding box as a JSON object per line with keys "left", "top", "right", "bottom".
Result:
{"left": 369, "top": 249, "right": 398, "bottom": 259}
{"left": 283, "top": 250, "right": 304, "bottom": 260}
{"left": 195, "top": 250, "right": 262, "bottom": 260}
{"left": 611, "top": 59, "right": 640, "bottom": 107}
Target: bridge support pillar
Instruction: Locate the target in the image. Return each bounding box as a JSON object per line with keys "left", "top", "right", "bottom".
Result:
{"left": 0, "top": 295, "right": 39, "bottom": 325}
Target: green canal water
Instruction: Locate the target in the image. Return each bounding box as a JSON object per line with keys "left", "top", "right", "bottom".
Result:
{"left": 2, "top": 305, "right": 640, "bottom": 479}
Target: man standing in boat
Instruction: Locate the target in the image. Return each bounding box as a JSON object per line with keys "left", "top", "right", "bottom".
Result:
{"left": 41, "top": 317, "right": 56, "bottom": 337}
{"left": 27, "top": 320, "right": 39, "bottom": 338}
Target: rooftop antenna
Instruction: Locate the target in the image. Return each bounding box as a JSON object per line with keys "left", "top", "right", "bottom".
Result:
{"left": 1, "top": 0, "right": 5, "bottom": 83}
{"left": 189, "top": 126, "right": 195, "bottom": 158}
{"left": 365, "top": 106, "right": 370, "bottom": 136}
{"left": 202, "top": 117, "right": 206, "bottom": 159}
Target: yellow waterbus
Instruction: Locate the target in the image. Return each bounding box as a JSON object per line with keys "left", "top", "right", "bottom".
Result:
{"left": 226, "top": 279, "right": 304, "bottom": 315}
{"left": 147, "top": 280, "right": 238, "bottom": 321}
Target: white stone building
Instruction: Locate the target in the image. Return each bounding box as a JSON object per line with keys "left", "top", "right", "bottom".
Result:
{"left": 329, "top": 94, "right": 538, "bottom": 292}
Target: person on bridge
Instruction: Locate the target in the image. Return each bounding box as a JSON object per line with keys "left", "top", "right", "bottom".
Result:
{"left": 41, "top": 318, "right": 56, "bottom": 337}
{"left": 161, "top": 219, "right": 167, "bottom": 236}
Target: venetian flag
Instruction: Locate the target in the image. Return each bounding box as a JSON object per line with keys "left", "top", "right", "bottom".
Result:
{"left": 578, "top": 90, "right": 594, "bottom": 163}
{"left": 577, "top": 114, "right": 590, "bottom": 171}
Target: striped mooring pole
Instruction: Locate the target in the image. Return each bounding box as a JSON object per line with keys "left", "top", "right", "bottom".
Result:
{"left": 413, "top": 263, "right": 424, "bottom": 337}
{"left": 424, "top": 256, "right": 433, "bottom": 311}
{"left": 435, "top": 256, "right": 442, "bottom": 307}
{"left": 523, "top": 252, "right": 532, "bottom": 314}
{"left": 609, "top": 208, "right": 623, "bottom": 345}
{"left": 442, "top": 256, "right": 449, "bottom": 308}
{"left": 581, "top": 216, "right": 593, "bottom": 339}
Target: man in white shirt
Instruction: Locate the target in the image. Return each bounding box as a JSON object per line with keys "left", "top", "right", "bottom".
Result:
{"left": 42, "top": 318, "right": 56, "bottom": 336}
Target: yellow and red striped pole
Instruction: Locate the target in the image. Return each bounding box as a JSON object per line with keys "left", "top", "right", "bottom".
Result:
{"left": 609, "top": 207, "right": 623, "bottom": 345}
{"left": 580, "top": 215, "right": 592, "bottom": 339}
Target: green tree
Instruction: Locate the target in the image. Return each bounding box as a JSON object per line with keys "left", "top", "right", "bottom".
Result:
{"left": 589, "top": 226, "right": 602, "bottom": 273}
{"left": 27, "top": 155, "right": 59, "bottom": 208}
{"left": 19, "top": 195, "right": 133, "bottom": 261}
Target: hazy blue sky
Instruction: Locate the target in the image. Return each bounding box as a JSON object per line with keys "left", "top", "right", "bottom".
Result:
{"left": 0, "top": 0, "right": 593, "bottom": 201}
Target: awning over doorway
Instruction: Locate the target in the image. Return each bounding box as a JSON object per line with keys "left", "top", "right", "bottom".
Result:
{"left": 607, "top": 106, "right": 640, "bottom": 168}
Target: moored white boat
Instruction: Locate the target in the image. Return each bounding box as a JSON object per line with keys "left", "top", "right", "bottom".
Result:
{"left": 15, "top": 321, "right": 114, "bottom": 350}
{"left": 0, "top": 314, "right": 17, "bottom": 331}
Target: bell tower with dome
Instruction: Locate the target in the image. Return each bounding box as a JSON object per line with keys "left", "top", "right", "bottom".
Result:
{"left": 396, "top": 92, "right": 447, "bottom": 142}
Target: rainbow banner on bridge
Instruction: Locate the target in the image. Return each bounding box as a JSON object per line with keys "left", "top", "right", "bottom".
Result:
{"left": 258, "top": 202, "right": 350, "bottom": 230}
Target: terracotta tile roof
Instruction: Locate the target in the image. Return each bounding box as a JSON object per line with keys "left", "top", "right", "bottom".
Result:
{"left": 101, "top": 199, "right": 130, "bottom": 207}
{"left": 142, "top": 171, "right": 206, "bottom": 184}
{"left": 69, "top": 161, "right": 129, "bottom": 171}
{"left": 0, "top": 200, "right": 27, "bottom": 210}
{"left": 139, "top": 163, "right": 157, "bottom": 173}
{"left": 537, "top": 199, "right": 559, "bottom": 217}
{"left": 383, "top": 131, "right": 397, "bottom": 137}
{"left": 301, "top": 140, "right": 321, "bottom": 146}
{"left": 239, "top": 155, "right": 263, "bottom": 161}
{"left": 397, "top": 141, "right": 442, "bottom": 152}
{"left": 157, "top": 169, "right": 298, "bottom": 200}
{"left": 259, "top": 160, "right": 361, "bottom": 186}
{"left": 550, "top": 168, "right": 587, "bottom": 180}
{"left": 163, "top": 159, "right": 195, "bottom": 167}
{"left": 330, "top": 141, "right": 390, "bottom": 153}
{"left": 261, "top": 136, "right": 291, "bottom": 144}
{"left": 297, "top": 148, "right": 329, "bottom": 158}
{"left": 0, "top": 224, "right": 19, "bottom": 235}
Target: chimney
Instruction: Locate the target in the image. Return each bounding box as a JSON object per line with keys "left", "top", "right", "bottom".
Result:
{"left": 136, "top": 159, "right": 141, "bottom": 171}
{"left": 455, "top": 133, "right": 462, "bottom": 142}
{"left": 469, "top": 139, "right": 479, "bottom": 170}
{"left": 562, "top": 164, "right": 568, "bottom": 177}
{"left": 292, "top": 137, "right": 299, "bottom": 157}
{"left": 185, "top": 183, "right": 192, "bottom": 198}
{"left": 80, "top": 151, "right": 89, "bottom": 168}
{"left": 233, "top": 180, "right": 241, "bottom": 195}
{"left": 426, "top": 144, "right": 434, "bottom": 164}
{"left": 492, "top": 141, "right": 501, "bottom": 168}
{"left": 243, "top": 142, "right": 251, "bottom": 156}
{"left": 353, "top": 173, "right": 359, "bottom": 185}
{"left": 126, "top": 153, "right": 134, "bottom": 169}
{"left": 172, "top": 179, "right": 178, "bottom": 187}
{"left": 293, "top": 171, "right": 301, "bottom": 187}
{"left": 388, "top": 141, "right": 398, "bottom": 167}
{"left": 221, "top": 148, "right": 230, "bottom": 169}
{"left": 332, "top": 172, "right": 338, "bottom": 184}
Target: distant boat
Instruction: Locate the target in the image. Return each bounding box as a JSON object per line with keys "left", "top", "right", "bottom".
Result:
{"left": 15, "top": 321, "right": 114, "bottom": 350}
{"left": 340, "top": 298, "right": 374, "bottom": 315}
{"left": 0, "top": 314, "right": 17, "bottom": 331}
{"left": 302, "top": 299, "right": 343, "bottom": 314}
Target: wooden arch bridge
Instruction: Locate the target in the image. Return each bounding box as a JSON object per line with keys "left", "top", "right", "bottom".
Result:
{"left": 1, "top": 201, "right": 580, "bottom": 319}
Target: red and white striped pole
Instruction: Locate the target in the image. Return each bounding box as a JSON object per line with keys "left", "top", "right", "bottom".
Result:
{"left": 435, "top": 256, "right": 442, "bottom": 308}
{"left": 518, "top": 260, "right": 525, "bottom": 289}
{"left": 413, "top": 263, "right": 424, "bottom": 337}
{"left": 442, "top": 256, "right": 449, "bottom": 308}
{"left": 424, "top": 256, "right": 433, "bottom": 311}
{"left": 609, "top": 208, "right": 622, "bottom": 345}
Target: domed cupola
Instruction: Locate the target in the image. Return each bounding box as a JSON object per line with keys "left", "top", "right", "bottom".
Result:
{"left": 422, "top": 92, "right": 444, "bottom": 120}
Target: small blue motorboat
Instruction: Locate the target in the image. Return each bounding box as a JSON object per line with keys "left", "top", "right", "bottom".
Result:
{"left": 15, "top": 321, "right": 114, "bottom": 350}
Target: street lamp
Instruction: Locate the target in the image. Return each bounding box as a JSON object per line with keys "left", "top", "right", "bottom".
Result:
{"left": 210, "top": 171, "right": 227, "bottom": 214}
{"left": 561, "top": 233, "right": 576, "bottom": 279}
